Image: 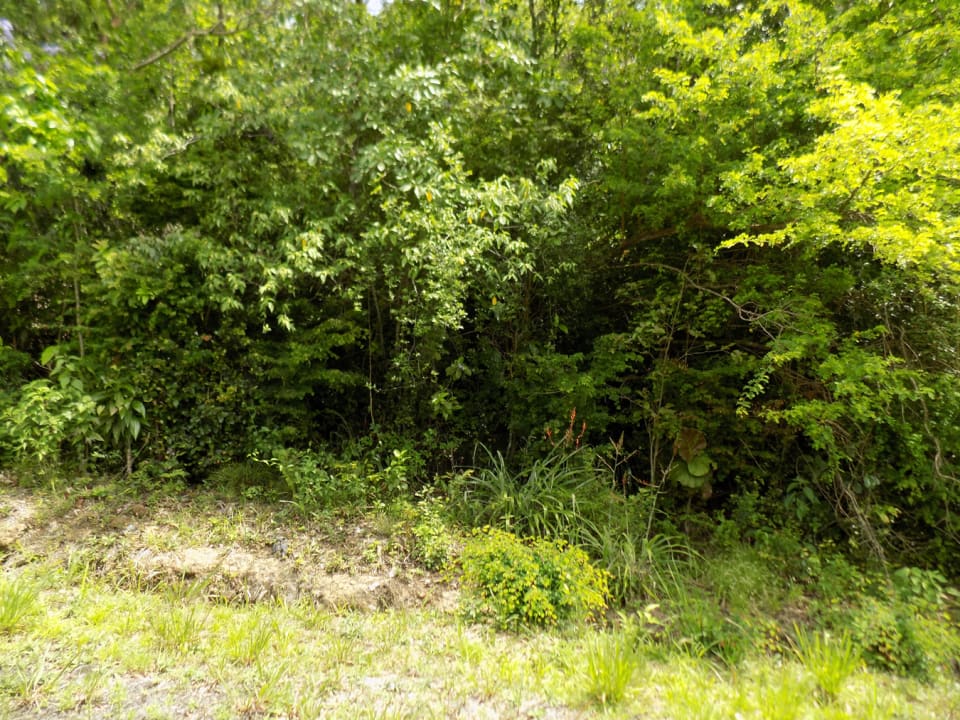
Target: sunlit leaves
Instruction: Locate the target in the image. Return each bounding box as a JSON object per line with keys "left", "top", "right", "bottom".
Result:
{"left": 721, "top": 76, "right": 960, "bottom": 277}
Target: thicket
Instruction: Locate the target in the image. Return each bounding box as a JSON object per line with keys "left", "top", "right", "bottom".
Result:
{"left": 1, "top": 0, "right": 959, "bottom": 598}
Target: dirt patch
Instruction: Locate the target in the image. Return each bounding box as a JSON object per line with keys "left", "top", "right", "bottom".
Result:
{"left": 0, "top": 492, "right": 35, "bottom": 551}
{"left": 128, "top": 544, "right": 456, "bottom": 611}
{"left": 0, "top": 482, "right": 459, "bottom": 613}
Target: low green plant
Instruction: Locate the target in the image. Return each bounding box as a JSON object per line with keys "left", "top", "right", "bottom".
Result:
{"left": 4, "top": 647, "right": 78, "bottom": 708}
{"left": 148, "top": 602, "right": 207, "bottom": 654}
{"left": 458, "top": 527, "right": 609, "bottom": 630}
{"left": 579, "top": 630, "right": 640, "bottom": 707}
{"left": 0, "top": 378, "right": 99, "bottom": 468}
{"left": 208, "top": 461, "right": 284, "bottom": 501}
{"left": 846, "top": 595, "right": 929, "bottom": 678}
{"left": 792, "top": 624, "right": 861, "bottom": 701}
{"left": 743, "top": 666, "right": 810, "bottom": 720}
{"left": 225, "top": 614, "right": 277, "bottom": 665}
{"left": 410, "top": 496, "right": 454, "bottom": 571}
{"left": 890, "top": 566, "right": 950, "bottom": 610}
{"left": 700, "top": 545, "right": 787, "bottom": 616}
{"left": 451, "top": 445, "right": 605, "bottom": 542}
{"left": 0, "top": 574, "right": 40, "bottom": 633}
{"left": 253, "top": 447, "right": 367, "bottom": 511}
{"left": 670, "top": 596, "right": 751, "bottom": 667}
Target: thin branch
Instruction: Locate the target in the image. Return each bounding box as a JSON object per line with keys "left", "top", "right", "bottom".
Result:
{"left": 131, "top": 2, "right": 281, "bottom": 72}
{"left": 131, "top": 24, "right": 222, "bottom": 71}
{"left": 161, "top": 134, "right": 204, "bottom": 159}
{"left": 629, "top": 261, "right": 790, "bottom": 340}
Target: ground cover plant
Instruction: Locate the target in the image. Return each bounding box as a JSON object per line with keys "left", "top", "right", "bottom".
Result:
{"left": 1, "top": 475, "right": 959, "bottom": 719}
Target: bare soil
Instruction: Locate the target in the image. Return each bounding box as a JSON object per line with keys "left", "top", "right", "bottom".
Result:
{"left": 0, "top": 476, "right": 458, "bottom": 613}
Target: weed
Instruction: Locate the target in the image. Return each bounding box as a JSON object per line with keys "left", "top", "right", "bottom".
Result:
{"left": 4, "top": 647, "right": 79, "bottom": 708}
{"left": 847, "top": 595, "right": 930, "bottom": 677}
{"left": 251, "top": 659, "right": 292, "bottom": 713}
{"left": 792, "top": 624, "right": 861, "bottom": 701}
{"left": 451, "top": 445, "right": 603, "bottom": 542}
{"left": 701, "top": 545, "right": 785, "bottom": 615}
{"left": 0, "top": 574, "right": 39, "bottom": 633}
{"left": 225, "top": 613, "right": 276, "bottom": 665}
{"left": 149, "top": 602, "right": 207, "bottom": 655}
{"left": 579, "top": 630, "right": 639, "bottom": 707}
{"left": 207, "top": 461, "right": 284, "bottom": 501}
{"left": 748, "top": 663, "right": 812, "bottom": 720}
{"left": 411, "top": 496, "right": 454, "bottom": 571}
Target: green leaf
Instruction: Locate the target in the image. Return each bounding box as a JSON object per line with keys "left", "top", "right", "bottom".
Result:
{"left": 668, "top": 463, "right": 708, "bottom": 490}
{"left": 40, "top": 346, "right": 60, "bottom": 366}
{"left": 687, "top": 453, "right": 715, "bottom": 478}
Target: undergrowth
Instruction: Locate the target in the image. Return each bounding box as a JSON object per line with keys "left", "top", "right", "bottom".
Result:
{"left": 1, "top": 462, "right": 959, "bottom": 719}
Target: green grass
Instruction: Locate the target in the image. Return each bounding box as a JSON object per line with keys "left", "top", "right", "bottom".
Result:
{"left": 1, "top": 480, "right": 959, "bottom": 719}
{"left": 578, "top": 630, "right": 641, "bottom": 707}
{"left": 792, "top": 624, "right": 862, "bottom": 701}
{"left": 0, "top": 574, "right": 39, "bottom": 633}
{"left": 1, "top": 561, "right": 956, "bottom": 719}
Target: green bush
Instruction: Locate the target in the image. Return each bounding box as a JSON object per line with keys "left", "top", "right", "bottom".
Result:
{"left": 847, "top": 596, "right": 928, "bottom": 678}
{"left": 251, "top": 441, "right": 420, "bottom": 513}
{"left": 411, "top": 497, "right": 454, "bottom": 571}
{"left": 451, "top": 444, "right": 673, "bottom": 607}
{"left": 459, "top": 527, "right": 609, "bottom": 630}
{"left": 0, "top": 378, "right": 100, "bottom": 468}
{"left": 207, "top": 461, "right": 285, "bottom": 501}
{"left": 667, "top": 594, "right": 752, "bottom": 667}
{"left": 253, "top": 447, "right": 367, "bottom": 511}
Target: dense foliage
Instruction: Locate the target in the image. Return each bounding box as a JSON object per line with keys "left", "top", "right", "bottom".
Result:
{"left": 1, "top": 0, "right": 959, "bottom": 573}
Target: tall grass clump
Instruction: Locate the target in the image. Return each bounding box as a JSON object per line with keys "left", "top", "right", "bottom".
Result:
{"left": 450, "top": 443, "right": 705, "bottom": 610}
{"left": 450, "top": 445, "right": 606, "bottom": 543}
{"left": 0, "top": 574, "right": 39, "bottom": 633}
{"left": 792, "top": 624, "right": 861, "bottom": 702}
{"left": 579, "top": 630, "right": 641, "bottom": 707}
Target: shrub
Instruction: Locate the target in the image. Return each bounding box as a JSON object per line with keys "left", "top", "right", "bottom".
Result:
{"left": 459, "top": 527, "right": 609, "bottom": 630}
{"left": 848, "top": 595, "right": 929, "bottom": 678}
{"left": 668, "top": 595, "right": 752, "bottom": 667}
{"left": 0, "top": 378, "right": 99, "bottom": 468}
{"left": 411, "top": 496, "right": 454, "bottom": 571}
{"left": 207, "top": 461, "right": 285, "bottom": 501}
{"left": 253, "top": 447, "right": 366, "bottom": 511}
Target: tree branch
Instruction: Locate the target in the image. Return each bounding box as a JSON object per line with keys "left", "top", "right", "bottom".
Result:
{"left": 131, "top": 2, "right": 280, "bottom": 72}
{"left": 131, "top": 24, "right": 222, "bottom": 71}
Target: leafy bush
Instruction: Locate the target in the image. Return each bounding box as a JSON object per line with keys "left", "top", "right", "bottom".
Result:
{"left": 667, "top": 595, "right": 752, "bottom": 667}
{"left": 411, "top": 496, "right": 454, "bottom": 571}
{"left": 847, "top": 595, "right": 930, "bottom": 678}
{"left": 0, "top": 379, "right": 99, "bottom": 467}
{"left": 251, "top": 442, "right": 421, "bottom": 513}
{"left": 451, "top": 443, "right": 709, "bottom": 608}
{"left": 459, "top": 527, "right": 609, "bottom": 630}
{"left": 253, "top": 448, "right": 367, "bottom": 512}
{"left": 207, "top": 462, "right": 286, "bottom": 501}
